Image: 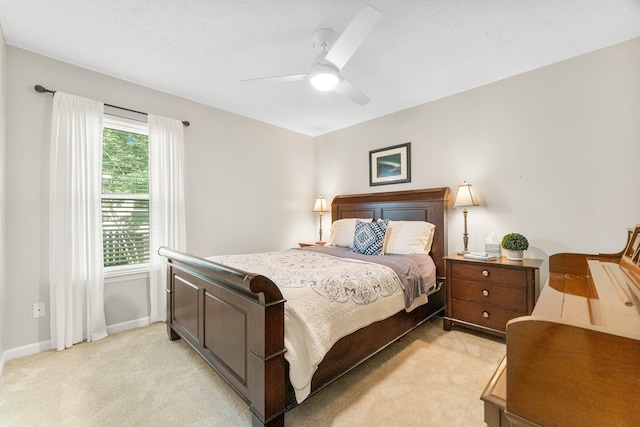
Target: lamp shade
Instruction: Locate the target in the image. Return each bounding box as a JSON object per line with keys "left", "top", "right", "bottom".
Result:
{"left": 313, "top": 196, "right": 329, "bottom": 212}
{"left": 453, "top": 182, "right": 479, "bottom": 207}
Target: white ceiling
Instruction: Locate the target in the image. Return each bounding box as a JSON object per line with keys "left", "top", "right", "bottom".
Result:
{"left": 1, "top": 0, "right": 640, "bottom": 136}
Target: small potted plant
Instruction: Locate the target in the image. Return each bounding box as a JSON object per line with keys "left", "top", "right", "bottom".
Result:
{"left": 501, "top": 233, "right": 529, "bottom": 260}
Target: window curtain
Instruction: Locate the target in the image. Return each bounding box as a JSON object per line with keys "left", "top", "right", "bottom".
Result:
{"left": 149, "top": 114, "right": 186, "bottom": 323}
{"left": 49, "top": 92, "right": 107, "bottom": 351}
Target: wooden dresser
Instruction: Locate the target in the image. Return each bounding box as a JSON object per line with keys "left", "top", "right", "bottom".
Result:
{"left": 443, "top": 255, "right": 541, "bottom": 336}
{"left": 481, "top": 226, "right": 640, "bottom": 427}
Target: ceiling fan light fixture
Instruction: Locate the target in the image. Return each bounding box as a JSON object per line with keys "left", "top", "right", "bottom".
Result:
{"left": 310, "top": 65, "right": 340, "bottom": 91}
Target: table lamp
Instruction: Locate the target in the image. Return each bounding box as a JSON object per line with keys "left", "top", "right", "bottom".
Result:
{"left": 313, "top": 196, "right": 329, "bottom": 245}
{"left": 453, "top": 182, "right": 479, "bottom": 254}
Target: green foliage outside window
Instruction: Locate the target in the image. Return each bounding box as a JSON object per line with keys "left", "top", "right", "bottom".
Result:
{"left": 102, "top": 128, "right": 149, "bottom": 194}
{"left": 102, "top": 127, "right": 150, "bottom": 267}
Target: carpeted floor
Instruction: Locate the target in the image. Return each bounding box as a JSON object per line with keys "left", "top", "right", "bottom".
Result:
{"left": 0, "top": 317, "right": 504, "bottom": 426}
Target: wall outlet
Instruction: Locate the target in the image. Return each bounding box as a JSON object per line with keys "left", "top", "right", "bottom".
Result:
{"left": 33, "top": 302, "right": 45, "bottom": 318}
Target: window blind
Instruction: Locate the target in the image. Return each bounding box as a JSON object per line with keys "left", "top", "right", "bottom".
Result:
{"left": 102, "top": 196, "right": 150, "bottom": 267}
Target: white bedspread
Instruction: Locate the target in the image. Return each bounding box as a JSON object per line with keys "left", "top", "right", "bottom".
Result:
{"left": 207, "top": 249, "right": 416, "bottom": 402}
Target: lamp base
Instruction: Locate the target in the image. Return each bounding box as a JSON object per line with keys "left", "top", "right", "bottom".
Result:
{"left": 457, "top": 250, "right": 470, "bottom": 255}
{"left": 315, "top": 241, "right": 327, "bottom": 246}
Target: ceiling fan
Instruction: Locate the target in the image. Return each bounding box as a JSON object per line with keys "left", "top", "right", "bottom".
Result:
{"left": 241, "top": 5, "right": 382, "bottom": 106}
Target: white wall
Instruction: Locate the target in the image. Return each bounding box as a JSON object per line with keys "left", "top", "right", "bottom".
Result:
{"left": 315, "top": 38, "right": 640, "bottom": 285}
{"left": 4, "top": 47, "right": 314, "bottom": 352}
{"left": 4, "top": 36, "right": 639, "bottom": 357}
{"left": 0, "top": 23, "right": 7, "bottom": 370}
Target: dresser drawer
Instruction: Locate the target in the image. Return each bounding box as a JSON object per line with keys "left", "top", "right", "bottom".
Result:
{"left": 451, "top": 280, "right": 527, "bottom": 311}
{"left": 451, "top": 299, "right": 525, "bottom": 332}
{"left": 444, "top": 255, "right": 542, "bottom": 336}
{"left": 450, "top": 262, "right": 526, "bottom": 286}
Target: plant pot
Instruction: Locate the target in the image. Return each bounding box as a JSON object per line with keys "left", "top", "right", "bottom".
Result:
{"left": 505, "top": 249, "right": 524, "bottom": 261}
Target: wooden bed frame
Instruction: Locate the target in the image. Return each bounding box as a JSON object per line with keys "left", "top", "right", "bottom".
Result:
{"left": 159, "top": 187, "right": 449, "bottom": 426}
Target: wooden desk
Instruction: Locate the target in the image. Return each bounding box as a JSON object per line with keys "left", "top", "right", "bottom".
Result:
{"left": 481, "top": 226, "right": 640, "bottom": 427}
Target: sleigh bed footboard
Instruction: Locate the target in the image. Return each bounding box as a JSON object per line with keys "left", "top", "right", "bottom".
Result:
{"left": 159, "top": 246, "right": 287, "bottom": 427}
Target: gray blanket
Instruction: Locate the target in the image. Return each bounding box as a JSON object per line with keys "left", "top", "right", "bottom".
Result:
{"left": 297, "top": 246, "right": 437, "bottom": 309}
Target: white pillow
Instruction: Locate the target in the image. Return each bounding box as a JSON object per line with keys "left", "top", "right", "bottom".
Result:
{"left": 383, "top": 221, "right": 436, "bottom": 255}
{"left": 328, "top": 218, "right": 373, "bottom": 248}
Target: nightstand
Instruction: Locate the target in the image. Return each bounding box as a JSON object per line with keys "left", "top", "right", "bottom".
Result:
{"left": 298, "top": 242, "right": 326, "bottom": 247}
{"left": 443, "top": 254, "right": 542, "bottom": 336}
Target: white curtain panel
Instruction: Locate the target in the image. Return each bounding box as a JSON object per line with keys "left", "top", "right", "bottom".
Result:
{"left": 149, "top": 114, "right": 186, "bottom": 323}
{"left": 49, "top": 92, "right": 107, "bottom": 351}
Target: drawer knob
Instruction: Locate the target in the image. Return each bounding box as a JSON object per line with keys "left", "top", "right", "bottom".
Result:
{"left": 482, "top": 311, "right": 490, "bottom": 318}
{"left": 482, "top": 269, "right": 489, "bottom": 277}
{"left": 482, "top": 289, "right": 489, "bottom": 297}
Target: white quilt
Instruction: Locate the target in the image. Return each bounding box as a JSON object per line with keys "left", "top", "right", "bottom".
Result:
{"left": 207, "top": 249, "right": 408, "bottom": 402}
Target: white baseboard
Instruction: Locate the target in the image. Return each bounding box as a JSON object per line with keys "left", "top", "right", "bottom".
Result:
{"left": 0, "top": 317, "right": 152, "bottom": 375}
{"left": 3, "top": 339, "right": 52, "bottom": 364}
{"left": 106, "top": 317, "right": 150, "bottom": 335}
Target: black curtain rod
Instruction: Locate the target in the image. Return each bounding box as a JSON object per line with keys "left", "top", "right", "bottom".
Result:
{"left": 34, "top": 85, "right": 190, "bottom": 127}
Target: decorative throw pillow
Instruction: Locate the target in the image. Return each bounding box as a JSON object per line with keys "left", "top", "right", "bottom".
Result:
{"left": 352, "top": 219, "right": 389, "bottom": 255}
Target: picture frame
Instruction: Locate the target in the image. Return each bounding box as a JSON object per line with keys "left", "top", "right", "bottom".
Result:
{"left": 623, "top": 224, "right": 640, "bottom": 265}
{"left": 369, "top": 142, "right": 411, "bottom": 186}
{"left": 620, "top": 224, "right": 640, "bottom": 288}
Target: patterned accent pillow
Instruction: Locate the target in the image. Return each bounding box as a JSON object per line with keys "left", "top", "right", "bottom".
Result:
{"left": 352, "top": 219, "right": 389, "bottom": 256}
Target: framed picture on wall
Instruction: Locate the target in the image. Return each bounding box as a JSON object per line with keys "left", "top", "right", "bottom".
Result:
{"left": 369, "top": 142, "right": 411, "bottom": 186}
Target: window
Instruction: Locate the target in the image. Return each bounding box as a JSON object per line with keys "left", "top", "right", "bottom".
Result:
{"left": 102, "top": 116, "right": 149, "bottom": 271}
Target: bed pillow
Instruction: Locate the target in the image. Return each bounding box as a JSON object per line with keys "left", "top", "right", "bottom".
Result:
{"left": 328, "top": 218, "right": 372, "bottom": 248}
{"left": 383, "top": 220, "right": 436, "bottom": 255}
{"left": 352, "top": 219, "right": 389, "bottom": 256}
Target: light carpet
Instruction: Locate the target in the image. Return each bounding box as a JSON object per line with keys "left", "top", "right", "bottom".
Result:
{"left": 0, "top": 318, "right": 504, "bottom": 426}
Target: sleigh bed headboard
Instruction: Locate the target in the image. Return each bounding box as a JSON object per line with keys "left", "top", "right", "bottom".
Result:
{"left": 331, "top": 187, "right": 449, "bottom": 279}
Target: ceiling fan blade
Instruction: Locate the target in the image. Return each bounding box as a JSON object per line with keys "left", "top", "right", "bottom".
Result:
{"left": 324, "top": 5, "right": 382, "bottom": 70}
{"left": 240, "top": 73, "right": 308, "bottom": 84}
{"left": 334, "top": 79, "right": 370, "bottom": 106}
